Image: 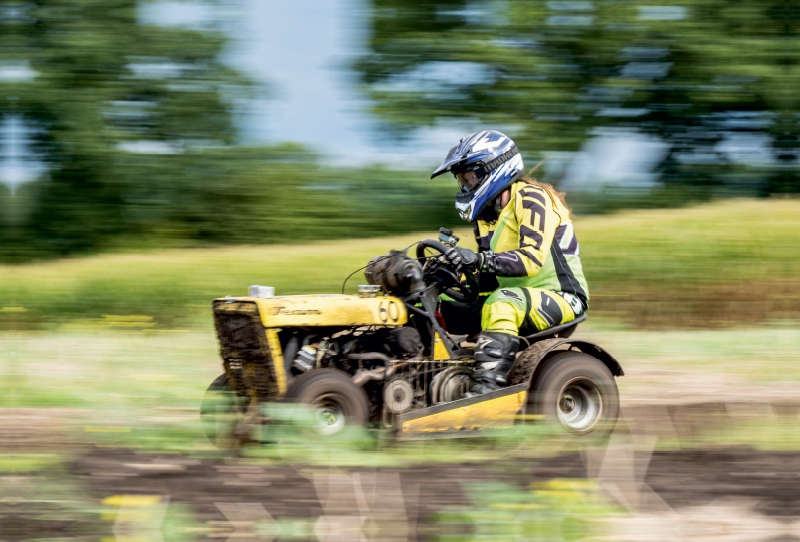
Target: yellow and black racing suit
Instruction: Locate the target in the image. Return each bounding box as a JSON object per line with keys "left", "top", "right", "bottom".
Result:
{"left": 443, "top": 181, "right": 589, "bottom": 337}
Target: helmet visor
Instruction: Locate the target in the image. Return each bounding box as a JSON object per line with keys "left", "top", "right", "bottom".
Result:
{"left": 455, "top": 174, "right": 486, "bottom": 206}
{"left": 454, "top": 170, "right": 481, "bottom": 192}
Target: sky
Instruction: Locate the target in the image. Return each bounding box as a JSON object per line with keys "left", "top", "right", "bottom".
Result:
{"left": 142, "top": 0, "right": 467, "bottom": 168}
{"left": 0, "top": 116, "right": 46, "bottom": 193}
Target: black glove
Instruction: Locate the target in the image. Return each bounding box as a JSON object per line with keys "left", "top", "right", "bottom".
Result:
{"left": 445, "top": 246, "right": 482, "bottom": 270}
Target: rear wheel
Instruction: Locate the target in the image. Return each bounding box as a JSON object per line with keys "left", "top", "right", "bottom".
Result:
{"left": 530, "top": 352, "right": 619, "bottom": 438}
{"left": 200, "top": 373, "right": 249, "bottom": 449}
{"left": 284, "top": 369, "right": 370, "bottom": 435}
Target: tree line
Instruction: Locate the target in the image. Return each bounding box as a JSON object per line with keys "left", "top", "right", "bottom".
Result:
{"left": 1, "top": 0, "right": 797, "bottom": 262}
{"left": 358, "top": 0, "right": 799, "bottom": 204}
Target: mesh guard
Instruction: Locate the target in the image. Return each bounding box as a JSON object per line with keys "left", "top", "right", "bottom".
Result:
{"left": 213, "top": 300, "right": 283, "bottom": 400}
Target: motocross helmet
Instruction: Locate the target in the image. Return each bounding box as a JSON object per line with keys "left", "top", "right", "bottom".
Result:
{"left": 431, "top": 130, "right": 524, "bottom": 221}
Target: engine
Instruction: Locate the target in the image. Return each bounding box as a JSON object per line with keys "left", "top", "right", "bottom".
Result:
{"left": 364, "top": 250, "right": 426, "bottom": 297}
{"left": 285, "top": 325, "right": 474, "bottom": 422}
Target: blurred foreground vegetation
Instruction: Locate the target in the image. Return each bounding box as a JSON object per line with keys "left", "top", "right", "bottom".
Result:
{"left": 2, "top": 198, "right": 798, "bottom": 329}
{"left": 5, "top": 322, "right": 797, "bottom": 539}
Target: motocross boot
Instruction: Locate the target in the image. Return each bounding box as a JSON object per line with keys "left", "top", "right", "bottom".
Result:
{"left": 468, "top": 331, "right": 520, "bottom": 396}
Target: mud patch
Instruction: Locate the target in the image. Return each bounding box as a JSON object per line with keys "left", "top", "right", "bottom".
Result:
{"left": 645, "top": 448, "right": 800, "bottom": 517}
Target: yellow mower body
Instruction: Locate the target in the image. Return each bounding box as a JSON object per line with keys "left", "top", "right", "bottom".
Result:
{"left": 213, "top": 294, "right": 405, "bottom": 398}
{"left": 211, "top": 293, "right": 527, "bottom": 436}
{"left": 396, "top": 384, "right": 528, "bottom": 436}
{"left": 246, "top": 294, "right": 408, "bottom": 328}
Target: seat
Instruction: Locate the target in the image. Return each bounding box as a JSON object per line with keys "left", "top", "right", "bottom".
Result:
{"left": 522, "top": 312, "right": 587, "bottom": 343}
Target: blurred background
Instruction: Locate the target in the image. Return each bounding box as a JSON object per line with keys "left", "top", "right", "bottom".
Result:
{"left": 2, "top": 1, "right": 799, "bottom": 540}
{"left": 2, "top": 0, "right": 798, "bottom": 262}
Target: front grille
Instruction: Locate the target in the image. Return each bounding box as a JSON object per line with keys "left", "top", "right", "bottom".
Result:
{"left": 213, "top": 300, "right": 281, "bottom": 400}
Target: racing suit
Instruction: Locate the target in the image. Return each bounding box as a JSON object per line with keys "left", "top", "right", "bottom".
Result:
{"left": 442, "top": 180, "right": 590, "bottom": 339}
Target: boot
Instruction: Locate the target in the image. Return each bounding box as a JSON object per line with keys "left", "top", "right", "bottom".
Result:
{"left": 468, "top": 332, "right": 520, "bottom": 396}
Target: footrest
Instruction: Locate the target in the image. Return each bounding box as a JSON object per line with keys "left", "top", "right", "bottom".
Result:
{"left": 396, "top": 383, "right": 528, "bottom": 437}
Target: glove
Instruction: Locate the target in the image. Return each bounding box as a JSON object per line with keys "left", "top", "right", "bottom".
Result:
{"left": 445, "top": 246, "right": 482, "bottom": 270}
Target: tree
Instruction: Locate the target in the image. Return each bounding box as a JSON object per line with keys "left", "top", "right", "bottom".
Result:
{"left": 1, "top": 0, "right": 248, "bottom": 261}
{"left": 357, "top": 0, "right": 799, "bottom": 199}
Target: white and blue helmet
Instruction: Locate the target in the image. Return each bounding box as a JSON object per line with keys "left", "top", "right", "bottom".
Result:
{"left": 431, "top": 130, "right": 524, "bottom": 221}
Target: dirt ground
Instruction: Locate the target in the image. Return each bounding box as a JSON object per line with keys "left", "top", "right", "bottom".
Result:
{"left": 3, "top": 442, "right": 798, "bottom": 542}
{"left": 4, "top": 400, "right": 800, "bottom": 542}
{"left": 68, "top": 444, "right": 800, "bottom": 518}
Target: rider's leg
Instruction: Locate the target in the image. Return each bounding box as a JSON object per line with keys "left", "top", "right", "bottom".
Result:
{"left": 519, "top": 288, "right": 579, "bottom": 335}
{"left": 470, "top": 288, "right": 580, "bottom": 395}
{"left": 468, "top": 290, "right": 527, "bottom": 394}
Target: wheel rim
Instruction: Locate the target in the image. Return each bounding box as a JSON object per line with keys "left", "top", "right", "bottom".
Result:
{"left": 556, "top": 378, "right": 604, "bottom": 433}
{"left": 312, "top": 393, "right": 348, "bottom": 435}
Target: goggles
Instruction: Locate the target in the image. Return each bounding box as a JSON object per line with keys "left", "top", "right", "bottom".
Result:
{"left": 451, "top": 162, "right": 482, "bottom": 176}
{"left": 454, "top": 171, "right": 480, "bottom": 193}
{"left": 450, "top": 146, "right": 520, "bottom": 189}
{"left": 451, "top": 163, "right": 485, "bottom": 196}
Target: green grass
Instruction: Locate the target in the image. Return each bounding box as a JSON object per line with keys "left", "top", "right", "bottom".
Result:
{"left": 5, "top": 322, "right": 799, "bottom": 454}
{"left": 2, "top": 198, "right": 798, "bottom": 328}
{"left": 578, "top": 198, "right": 800, "bottom": 326}
{"left": 3, "top": 328, "right": 221, "bottom": 452}
{"left": 580, "top": 323, "right": 800, "bottom": 384}
{"left": 2, "top": 199, "right": 799, "bottom": 456}
{"left": 427, "top": 479, "right": 623, "bottom": 541}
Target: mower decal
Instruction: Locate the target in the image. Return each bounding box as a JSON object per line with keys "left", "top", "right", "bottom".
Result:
{"left": 271, "top": 308, "right": 322, "bottom": 316}
{"left": 246, "top": 295, "right": 408, "bottom": 327}
{"left": 378, "top": 300, "right": 402, "bottom": 324}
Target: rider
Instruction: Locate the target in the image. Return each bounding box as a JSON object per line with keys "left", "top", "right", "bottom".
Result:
{"left": 430, "top": 130, "right": 589, "bottom": 395}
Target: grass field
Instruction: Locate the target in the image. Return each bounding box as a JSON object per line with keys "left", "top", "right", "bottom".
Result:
{"left": 2, "top": 198, "right": 799, "bottom": 328}
{"left": 4, "top": 321, "right": 800, "bottom": 455}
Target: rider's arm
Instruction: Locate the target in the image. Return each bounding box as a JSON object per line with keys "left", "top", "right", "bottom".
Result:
{"left": 481, "top": 185, "right": 558, "bottom": 277}
{"left": 470, "top": 222, "right": 499, "bottom": 292}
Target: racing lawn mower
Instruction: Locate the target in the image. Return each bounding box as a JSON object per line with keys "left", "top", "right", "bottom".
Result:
{"left": 201, "top": 229, "right": 623, "bottom": 447}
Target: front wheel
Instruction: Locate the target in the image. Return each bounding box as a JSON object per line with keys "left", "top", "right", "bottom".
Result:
{"left": 283, "top": 369, "right": 370, "bottom": 436}
{"left": 530, "top": 352, "right": 619, "bottom": 438}
{"left": 200, "top": 373, "right": 250, "bottom": 449}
